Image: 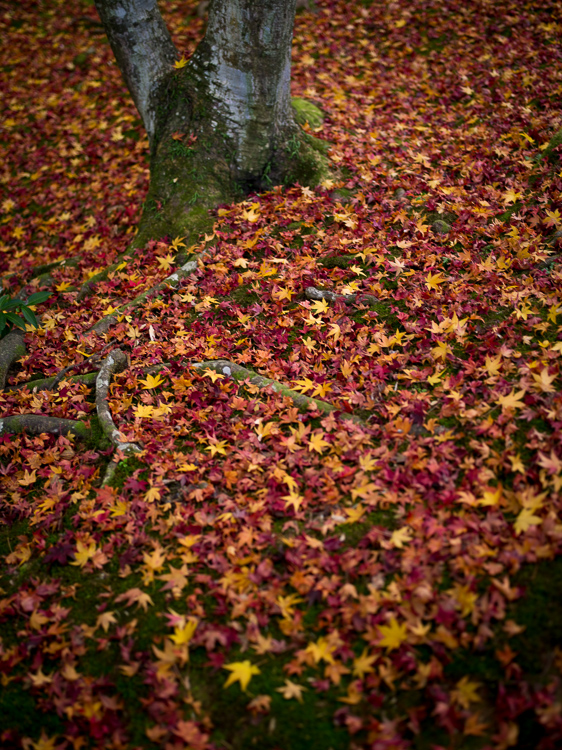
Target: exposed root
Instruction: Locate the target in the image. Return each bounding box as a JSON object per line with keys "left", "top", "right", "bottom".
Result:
{"left": 0, "top": 414, "right": 90, "bottom": 439}
{"left": 91, "top": 255, "right": 204, "bottom": 334}
{"left": 77, "top": 250, "right": 137, "bottom": 301}
{"left": 0, "top": 331, "right": 26, "bottom": 391}
{"left": 305, "top": 286, "right": 378, "bottom": 306}
{"left": 96, "top": 349, "right": 142, "bottom": 454}
{"left": 10, "top": 371, "right": 99, "bottom": 393}
{"left": 192, "top": 359, "right": 362, "bottom": 422}
{"left": 101, "top": 459, "right": 120, "bottom": 488}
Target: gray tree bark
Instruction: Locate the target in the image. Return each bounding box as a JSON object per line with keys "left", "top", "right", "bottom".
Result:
{"left": 189, "top": 0, "right": 298, "bottom": 184}
{"left": 94, "top": 0, "right": 328, "bottom": 243}
{"left": 94, "top": 0, "right": 177, "bottom": 144}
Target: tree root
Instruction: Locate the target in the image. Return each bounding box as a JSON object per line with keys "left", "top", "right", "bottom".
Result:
{"left": 91, "top": 255, "right": 204, "bottom": 334}
{"left": 305, "top": 286, "right": 378, "bottom": 306}
{"left": 192, "top": 359, "right": 361, "bottom": 422}
{"left": 0, "top": 414, "right": 90, "bottom": 439}
{"left": 0, "top": 331, "right": 26, "bottom": 391}
{"left": 96, "top": 349, "right": 142, "bottom": 454}
{"left": 77, "top": 249, "right": 138, "bottom": 301}
{"left": 9, "top": 371, "right": 99, "bottom": 393}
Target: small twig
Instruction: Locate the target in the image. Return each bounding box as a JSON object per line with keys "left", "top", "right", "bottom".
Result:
{"left": 96, "top": 349, "right": 142, "bottom": 454}
{"left": 0, "top": 414, "right": 90, "bottom": 439}
{"left": 192, "top": 359, "right": 362, "bottom": 422}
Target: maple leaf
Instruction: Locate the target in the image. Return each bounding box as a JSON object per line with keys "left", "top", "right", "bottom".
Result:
{"left": 352, "top": 649, "right": 376, "bottom": 678}
{"left": 139, "top": 373, "right": 164, "bottom": 390}
{"left": 202, "top": 368, "right": 224, "bottom": 383}
{"left": 292, "top": 377, "right": 315, "bottom": 394}
{"left": 18, "top": 469, "right": 37, "bottom": 486}
{"left": 464, "top": 713, "right": 490, "bottom": 737}
{"left": 115, "top": 588, "right": 154, "bottom": 611}
{"left": 157, "top": 253, "right": 174, "bottom": 272}
{"left": 389, "top": 526, "right": 413, "bottom": 549}
{"left": 305, "top": 637, "right": 336, "bottom": 664}
{"left": 531, "top": 368, "right": 556, "bottom": 393}
{"left": 478, "top": 486, "right": 502, "bottom": 507}
{"left": 451, "top": 676, "right": 482, "bottom": 709}
{"left": 96, "top": 611, "right": 117, "bottom": 633}
{"left": 425, "top": 271, "right": 445, "bottom": 290}
{"left": 308, "top": 431, "right": 331, "bottom": 454}
{"left": 223, "top": 660, "right": 260, "bottom": 691}
{"left": 502, "top": 188, "right": 523, "bottom": 204}
{"left": 248, "top": 695, "right": 271, "bottom": 713}
{"left": 26, "top": 731, "right": 58, "bottom": 750}
{"left": 514, "top": 508, "right": 541, "bottom": 535}
{"left": 134, "top": 403, "right": 154, "bottom": 418}
{"left": 310, "top": 298, "right": 329, "bottom": 315}
{"left": 378, "top": 617, "right": 408, "bottom": 651}
{"left": 283, "top": 490, "right": 304, "bottom": 513}
{"left": 484, "top": 354, "right": 502, "bottom": 377}
{"left": 145, "top": 486, "right": 161, "bottom": 503}
{"left": 495, "top": 387, "right": 525, "bottom": 411}
{"left": 276, "top": 679, "right": 307, "bottom": 702}
{"left": 71, "top": 540, "right": 97, "bottom": 567}
{"left": 174, "top": 56, "right": 188, "bottom": 69}
{"left": 170, "top": 618, "right": 197, "bottom": 645}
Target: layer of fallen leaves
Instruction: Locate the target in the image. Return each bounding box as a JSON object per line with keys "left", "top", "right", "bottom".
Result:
{"left": 1, "top": 0, "right": 562, "bottom": 748}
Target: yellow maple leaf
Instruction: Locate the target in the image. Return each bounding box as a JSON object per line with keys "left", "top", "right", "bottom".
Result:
{"left": 352, "top": 649, "right": 376, "bottom": 678}
{"left": 305, "top": 637, "right": 336, "bottom": 664}
{"left": 292, "top": 377, "right": 315, "bottom": 394}
{"left": 28, "top": 731, "right": 58, "bottom": 750}
{"left": 202, "top": 368, "right": 224, "bottom": 383}
{"left": 389, "top": 526, "right": 413, "bottom": 549}
{"left": 484, "top": 354, "right": 502, "bottom": 377}
{"left": 452, "top": 676, "right": 482, "bottom": 709}
{"left": 134, "top": 403, "right": 154, "bottom": 418}
{"left": 173, "top": 56, "right": 188, "bottom": 69}
{"left": 495, "top": 388, "right": 526, "bottom": 410}
{"left": 96, "top": 611, "right": 117, "bottom": 633}
{"left": 283, "top": 490, "right": 304, "bottom": 513}
{"left": 71, "top": 540, "right": 97, "bottom": 567}
{"left": 502, "top": 188, "right": 523, "bottom": 204}
{"left": 223, "top": 660, "right": 260, "bottom": 692}
{"left": 276, "top": 679, "right": 307, "bottom": 702}
{"left": 514, "top": 508, "right": 542, "bottom": 535}
{"left": 18, "top": 469, "right": 37, "bottom": 486}
{"left": 308, "top": 431, "right": 331, "bottom": 454}
{"left": 378, "top": 617, "right": 408, "bottom": 651}
{"left": 145, "top": 486, "right": 161, "bottom": 503}
{"left": 425, "top": 271, "right": 445, "bottom": 290}
{"left": 139, "top": 373, "right": 164, "bottom": 390}
{"left": 157, "top": 254, "right": 175, "bottom": 272}
{"left": 531, "top": 368, "right": 557, "bottom": 393}
{"left": 311, "top": 298, "right": 329, "bottom": 315}
{"left": 170, "top": 618, "right": 197, "bottom": 646}
{"left": 478, "top": 486, "right": 502, "bottom": 507}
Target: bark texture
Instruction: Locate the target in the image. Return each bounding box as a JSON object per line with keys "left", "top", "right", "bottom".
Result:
{"left": 94, "top": 0, "right": 177, "bottom": 143}
{"left": 95, "top": 0, "right": 329, "bottom": 245}
{"left": 188, "top": 0, "right": 298, "bottom": 184}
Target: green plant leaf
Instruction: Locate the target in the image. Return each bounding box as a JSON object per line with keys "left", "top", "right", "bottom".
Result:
{"left": 5, "top": 312, "right": 26, "bottom": 330}
{"left": 26, "top": 291, "right": 51, "bottom": 306}
{"left": 20, "top": 306, "right": 39, "bottom": 328}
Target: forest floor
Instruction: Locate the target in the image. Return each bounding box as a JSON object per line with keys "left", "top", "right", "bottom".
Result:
{"left": 1, "top": 0, "right": 562, "bottom": 748}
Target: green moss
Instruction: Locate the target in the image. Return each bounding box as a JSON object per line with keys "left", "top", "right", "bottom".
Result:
{"left": 291, "top": 98, "right": 325, "bottom": 130}
{"left": 319, "top": 254, "right": 355, "bottom": 269}
{"left": 230, "top": 284, "right": 262, "bottom": 307}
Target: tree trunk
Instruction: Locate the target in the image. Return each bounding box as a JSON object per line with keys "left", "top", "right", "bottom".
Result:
{"left": 95, "top": 0, "right": 329, "bottom": 246}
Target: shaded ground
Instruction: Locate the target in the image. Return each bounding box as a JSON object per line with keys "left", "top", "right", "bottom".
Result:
{"left": 1, "top": 0, "right": 562, "bottom": 748}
